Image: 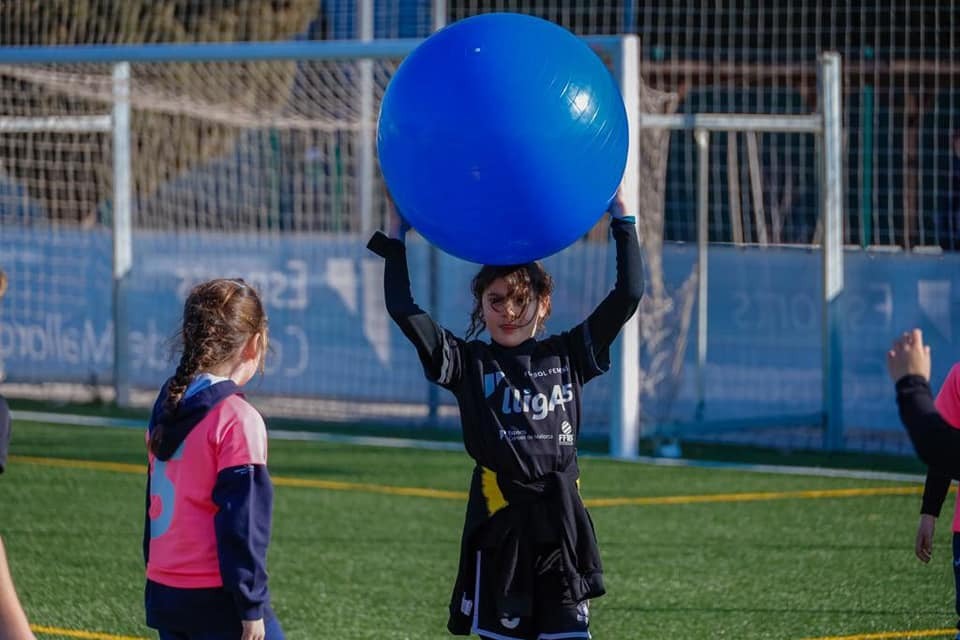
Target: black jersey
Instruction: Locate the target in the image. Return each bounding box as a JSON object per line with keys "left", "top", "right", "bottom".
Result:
{"left": 368, "top": 217, "right": 643, "bottom": 634}
{"left": 368, "top": 218, "right": 642, "bottom": 478}
{"left": 427, "top": 324, "right": 603, "bottom": 479}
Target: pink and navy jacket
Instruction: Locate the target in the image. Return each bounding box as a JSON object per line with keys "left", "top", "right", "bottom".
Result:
{"left": 919, "top": 364, "right": 960, "bottom": 531}
{"left": 143, "top": 376, "right": 275, "bottom": 631}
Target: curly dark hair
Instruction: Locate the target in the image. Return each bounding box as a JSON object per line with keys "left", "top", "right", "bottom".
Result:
{"left": 466, "top": 262, "right": 554, "bottom": 340}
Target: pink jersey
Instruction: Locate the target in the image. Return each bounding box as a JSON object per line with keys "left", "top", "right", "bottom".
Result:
{"left": 934, "top": 363, "right": 960, "bottom": 532}
{"left": 146, "top": 394, "right": 268, "bottom": 588}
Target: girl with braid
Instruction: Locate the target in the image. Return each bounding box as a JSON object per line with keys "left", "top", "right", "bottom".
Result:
{"left": 143, "top": 278, "right": 283, "bottom": 640}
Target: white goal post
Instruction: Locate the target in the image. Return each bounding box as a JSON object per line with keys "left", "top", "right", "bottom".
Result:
{"left": 0, "top": 36, "right": 844, "bottom": 458}
{"left": 633, "top": 53, "right": 845, "bottom": 453}
{"left": 0, "top": 35, "right": 652, "bottom": 456}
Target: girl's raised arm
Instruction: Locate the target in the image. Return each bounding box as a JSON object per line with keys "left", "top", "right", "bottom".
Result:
{"left": 583, "top": 193, "right": 644, "bottom": 359}
{"left": 367, "top": 212, "right": 464, "bottom": 389}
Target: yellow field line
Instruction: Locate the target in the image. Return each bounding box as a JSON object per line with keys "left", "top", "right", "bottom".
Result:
{"left": 271, "top": 475, "right": 466, "bottom": 500}
{"left": 10, "top": 454, "right": 923, "bottom": 506}
{"left": 12, "top": 455, "right": 144, "bottom": 474}
{"left": 25, "top": 623, "right": 958, "bottom": 640}
{"left": 31, "top": 625, "right": 149, "bottom": 640}
{"left": 585, "top": 485, "right": 924, "bottom": 507}
{"left": 9, "top": 455, "right": 469, "bottom": 500}
{"left": 800, "top": 628, "right": 956, "bottom": 640}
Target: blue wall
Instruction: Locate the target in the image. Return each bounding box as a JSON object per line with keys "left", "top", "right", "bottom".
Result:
{"left": 2, "top": 227, "right": 959, "bottom": 438}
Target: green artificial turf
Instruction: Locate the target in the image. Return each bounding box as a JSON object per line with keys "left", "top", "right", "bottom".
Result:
{"left": 0, "top": 420, "right": 953, "bottom": 639}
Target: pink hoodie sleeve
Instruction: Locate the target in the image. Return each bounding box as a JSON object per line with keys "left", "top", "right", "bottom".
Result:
{"left": 935, "top": 364, "right": 960, "bottom": 430}
{"left": 215, "top": 398, "right": 268, "bottom": 471}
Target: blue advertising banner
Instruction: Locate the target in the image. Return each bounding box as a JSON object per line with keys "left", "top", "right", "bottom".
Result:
{"left": 2, "top": 227, "right": 958, "bottom": 436}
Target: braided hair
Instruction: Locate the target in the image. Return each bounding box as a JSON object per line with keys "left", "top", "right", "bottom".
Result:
{"left": 466, "top": 262, "right": 553, "bottom": 340}
{"left": 149, "top": 278, "right": 267, "bottom": 455}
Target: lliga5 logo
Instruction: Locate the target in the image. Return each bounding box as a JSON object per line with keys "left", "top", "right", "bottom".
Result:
{"left": 483, "top": 372, "right": 572, "bottom": 421}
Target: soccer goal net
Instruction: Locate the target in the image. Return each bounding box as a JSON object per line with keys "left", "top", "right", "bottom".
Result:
{"left": 0, "top": 37, "right": 671, "bottom": 442}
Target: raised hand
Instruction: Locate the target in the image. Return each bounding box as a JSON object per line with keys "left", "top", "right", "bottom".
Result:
{"left": 386, "top": 197, "right": 412, "bottom": 240}
{"left": 887, "top": 328, "right": 932, "bottom": 383}
{"left": 607, "top": 188, "right": 627, "bottom": 220}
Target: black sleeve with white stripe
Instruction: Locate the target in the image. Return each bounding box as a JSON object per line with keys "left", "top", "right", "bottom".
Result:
{"left": 579, "top": 217, "right": 644, "bottom": 371}
{"left": 367, "top": 232, "right": 463, "bottom": 389}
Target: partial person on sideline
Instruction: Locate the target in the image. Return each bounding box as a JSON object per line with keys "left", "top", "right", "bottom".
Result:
{"left": 0, "top": 267, "right": 38, "bottom": 640}
{"left": 889, "top": 328, "right": 960, "bottom": 477}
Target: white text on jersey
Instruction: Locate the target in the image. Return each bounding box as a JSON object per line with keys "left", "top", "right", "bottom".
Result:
{"left": 500, "top": 384, "right": 573, "bottom": 420}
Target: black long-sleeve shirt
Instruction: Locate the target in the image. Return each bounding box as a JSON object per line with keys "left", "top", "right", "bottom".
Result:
{"left": 897, "top": 374, "right": 960, "bottom": 479}
{"left": 905, "top": 373, "right": 957, "bottom": 517}
{"left": 921, "top": 469, "right": 951, "bottom": 518}
{"left": 367, "top": 217, "right": 643, "bottom": 477}
{"left": 368, "top": 217, "right": 644, "bottom": 633}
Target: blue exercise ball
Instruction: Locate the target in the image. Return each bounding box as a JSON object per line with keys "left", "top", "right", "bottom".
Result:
{"left": 377, "top": 12, "right": 628, "bottom": 265}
